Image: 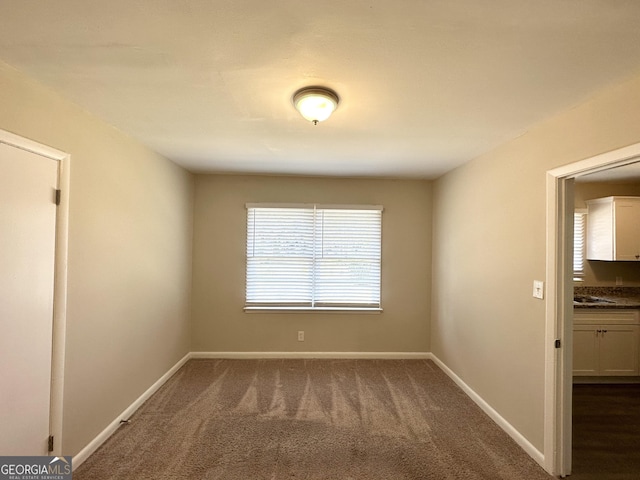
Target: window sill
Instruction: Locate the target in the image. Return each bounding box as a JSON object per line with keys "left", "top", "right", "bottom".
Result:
{"left": 244, "top": 306, "right": 383, "bottom": 314}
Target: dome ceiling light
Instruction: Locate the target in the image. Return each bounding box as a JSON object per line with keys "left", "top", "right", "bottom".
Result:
{"left": 292, "top": 87, "right": 339, "bottom": 125}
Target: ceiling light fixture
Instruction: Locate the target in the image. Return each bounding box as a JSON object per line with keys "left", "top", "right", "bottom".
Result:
{"left": 292, "top": 87, "right": 339, "bottom": 125}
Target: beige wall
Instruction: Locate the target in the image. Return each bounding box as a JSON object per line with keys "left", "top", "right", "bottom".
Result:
{"left": 192, "top": 175, "right": 431, "bottom": 353}
{"left": 0, "top": 61, "right": 194, "bottom": 455}
{"left": 575, "top": 182, "right": 640, "bottom": 286}
{"left": 432, "top": 73, "right": 640, "bottom": 452}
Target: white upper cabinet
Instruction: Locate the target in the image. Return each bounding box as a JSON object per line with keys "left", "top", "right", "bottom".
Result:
{"left": 586, "top": 196, "right": 640, "bottom": 261}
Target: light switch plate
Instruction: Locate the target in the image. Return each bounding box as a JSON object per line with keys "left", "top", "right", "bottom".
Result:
{"left": 533, "top": 280, "right": 544, "bottom": 299}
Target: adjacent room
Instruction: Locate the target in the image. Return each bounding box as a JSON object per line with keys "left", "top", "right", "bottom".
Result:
{"left": 570, "top": 170, "right": 640, "bottom": 479}
{"left": 2, "top": 1, "right": 640, "bottom": 478}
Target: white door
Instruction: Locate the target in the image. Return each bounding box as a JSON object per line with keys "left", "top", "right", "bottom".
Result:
{"left": 0, "top": 142, "right": 58, "bottom": 455}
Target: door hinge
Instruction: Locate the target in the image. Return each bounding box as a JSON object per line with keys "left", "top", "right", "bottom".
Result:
{"left": 555, "top": 339, "right": 561, "bottom": 349}
{"left": 48, "top": 435, "right": 54, "bottom": 452}
{"left": 55, "top": 189, "right": 61, "bottom": 206}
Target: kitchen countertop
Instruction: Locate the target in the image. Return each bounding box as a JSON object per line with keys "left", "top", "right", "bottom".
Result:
{"left": 574, "top": 286, "right": 640, "bottom": 309}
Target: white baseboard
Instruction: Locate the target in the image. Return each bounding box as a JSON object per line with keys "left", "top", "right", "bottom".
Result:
{"left": 427, "top": 353, "right": 546, "bottom": 469}
{"left": 190, "top": 351, "right": 430, "bottom": 359}
{"left": 73, "top": 352, "right": 191, "bottom": 470}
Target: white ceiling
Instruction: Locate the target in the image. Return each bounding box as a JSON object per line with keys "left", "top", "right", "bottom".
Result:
{"left": 576, "top": 160, "right": 640, "bottom": 184}
{"left": 1, "top": 1, "right": 640, "bottom": 178}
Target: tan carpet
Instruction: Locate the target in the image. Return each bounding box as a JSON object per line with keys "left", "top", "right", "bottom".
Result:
{"left": 75, "top": 359, "right": 553, "bottom": 479}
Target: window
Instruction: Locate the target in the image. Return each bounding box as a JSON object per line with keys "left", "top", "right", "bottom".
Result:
{"left": 573, "top": 210, "right": 587, "bottom": 281}
{"left": 245, "top": 204, "right": 382, "bottom": 311}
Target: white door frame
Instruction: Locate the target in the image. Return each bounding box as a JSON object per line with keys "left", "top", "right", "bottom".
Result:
{"left": 0, "top": 129, "right": 70, "bottom": 456}
{"left": 544, "top": 142, "right": 640, "bottom": 476}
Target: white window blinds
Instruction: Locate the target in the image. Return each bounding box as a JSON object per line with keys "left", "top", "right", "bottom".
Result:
{"left": 574, "top": 210, "right": 586, "bottom": 280}
{"left": 246, "top": 204, "right": 382, "bottom": 309}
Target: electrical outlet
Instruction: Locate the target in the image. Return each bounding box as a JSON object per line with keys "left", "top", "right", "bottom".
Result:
{"left": 616, "top": 276, "right": 623, "bottom": 286}
{"left": 297, "top": 330, "right": 304, "bottom": 342}
{"left": 533, "top": 280, "right": 544, "bottom": 300}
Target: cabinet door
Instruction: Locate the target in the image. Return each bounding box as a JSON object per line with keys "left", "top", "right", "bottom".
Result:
{"left": 614, "top": 199, "right": 640, "bottom": 260}
{"left": 586, "top": 200, "right": 614, "bottom": 260}
{"left": 599, "top": 325, "right": 639, "bottom": 375}
{"left": 573, "top": 325, "right": 600, "bottom": 376}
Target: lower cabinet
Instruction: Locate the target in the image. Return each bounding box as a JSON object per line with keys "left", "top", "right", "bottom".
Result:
{"left": 573, "top": 310, "right": 640, "bottom": 376}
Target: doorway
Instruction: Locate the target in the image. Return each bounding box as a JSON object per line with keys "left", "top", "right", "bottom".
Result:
{"left": 545, "top": 142, "right": 640, "bottom": 477}
{"left": 0, "top": 130, "right": 69, "bottom": 455}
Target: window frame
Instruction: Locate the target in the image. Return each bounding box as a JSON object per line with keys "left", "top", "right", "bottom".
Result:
{"left": 244, "top": 203, "right": 383, "bottom": 313}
